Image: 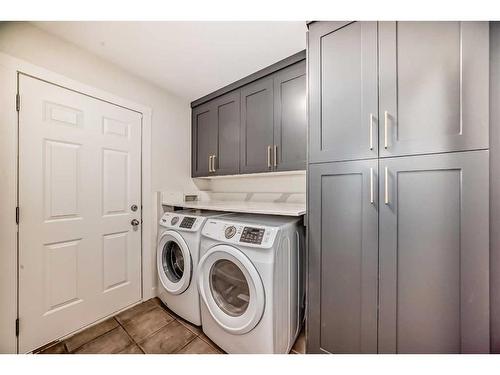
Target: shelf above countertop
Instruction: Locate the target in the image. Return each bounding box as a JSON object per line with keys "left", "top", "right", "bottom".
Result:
{"left": 192, "top": 170, "right": 306, "bottom": 180}
{"left": 161, "top": 200, "right": 306, "bottom": 217}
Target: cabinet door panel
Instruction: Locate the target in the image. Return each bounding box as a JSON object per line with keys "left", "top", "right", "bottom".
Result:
{"left": 378, "top": 151, "right": 490, "bottom": 353}
{"left": 379, "top": 21, "right": 489, "bottom": 157}
{"left": 308, "top": 159, "right": 378, "bottom": 353}
{"left": 309, "top": 21, "right": 378, "bottom": 163}
{"left": 192, "top": 103, "right": 216, "bottom": 177}
{"left": 274, "top": 61, "right": 306, "bottom": 171}
{"left": 240, "top": 76, "right": 274, "bottom": 173}
{"left": 213, "top": 91, "right": 240, "bottom": 175}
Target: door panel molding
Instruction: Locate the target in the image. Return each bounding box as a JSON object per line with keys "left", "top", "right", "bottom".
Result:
{"left": 308, "top": 159, "right": 379, "bottom": 354}
{"left": 191, "top": 102, "right": 215, "bottom": 177}
{"left": 274, "top": 61, "right": 307, "bottom": 171}
{"left": 213, "top": 90, "right": 240, "bottom": 176}
{"left": 239, "top": 76, "right": 274, "bottom": 174}
{"left": 378, "top": 151, "right": 490, "bottom": 353}
{"left": 378, "top": 21, "right": 489, "bottom": 157}
{"left": 309, "top": 21, "right": 378, "bottom": 163}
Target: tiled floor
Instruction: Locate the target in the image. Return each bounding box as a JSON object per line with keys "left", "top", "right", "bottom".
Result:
{"left": 36, "top": 297, "right": 305, "bottom": 354}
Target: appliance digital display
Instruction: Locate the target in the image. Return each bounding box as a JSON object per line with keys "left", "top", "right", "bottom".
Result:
{"left": 240, "top": 226, "right": 265, "bottom": 244}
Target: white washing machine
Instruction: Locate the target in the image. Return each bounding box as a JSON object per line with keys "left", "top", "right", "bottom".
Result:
{"left": 197, "top": 213, "right": 305, "bottom": 353}
{"left": 157, "top": 209, "right": 227, "bottom": 325}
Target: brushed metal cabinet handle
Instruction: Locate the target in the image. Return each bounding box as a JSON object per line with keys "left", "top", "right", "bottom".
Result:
{"left": 273, "top": 145, "right": 278, "bottom": 167}
{"left": 369, "top": 113, "right": 374, "bottom": 150}
{"left": 384, "top": 166, "right": 389, "bottom": 205}
{"left": 370, "top": 167, "right": 374, "bottom": 204}
{"left": 213, "top": 154, "right": 217, "bottom": 171}
{"left": 384, "top": 110, "right": 389, "bottom": 149}
{"left": 267, "top": 145, "right": 272, "bottom": 168}
{"left": 208, "top": 155, "right": 212, "bottom": 172}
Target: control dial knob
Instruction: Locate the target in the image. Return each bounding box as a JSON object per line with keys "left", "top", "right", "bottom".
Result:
{"left": 170, "top": 216, "right": 179, "bottom": 225}
{"left": 225, "top": 225, "right": 237, "bottom": 239}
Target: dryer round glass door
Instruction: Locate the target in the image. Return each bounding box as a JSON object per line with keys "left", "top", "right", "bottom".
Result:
{"left": 198, "top": 244, "right": 265, "bottom": 335}
{"left": 162, "top": 241, "right": 184, "bottom": 282}
{"left": 210, "top": 259, "right": 250, "bottom": 317}
{"left": 157, "top": 231, "right": 192, "bottom": 295}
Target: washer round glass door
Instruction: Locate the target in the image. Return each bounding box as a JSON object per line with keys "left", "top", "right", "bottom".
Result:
{"left": 157, "top": 231, "right": 192, "bottom": 295}
{"left": 197, "top": 244, "right": 265, "bottom": 335}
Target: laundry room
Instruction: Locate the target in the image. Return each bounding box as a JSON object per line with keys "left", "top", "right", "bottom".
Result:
{"left": 1, "top": 1, "right": 500, "bottom": 374}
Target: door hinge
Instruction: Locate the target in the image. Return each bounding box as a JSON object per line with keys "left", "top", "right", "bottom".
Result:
{"left": 16, "top": 206, "right": 19, "bottom": 224}
{"left": 15, "top": 318, "right": 19, "bottom": 337}
{"left": 16, "top": 93, "right": 20, "bottom": 112}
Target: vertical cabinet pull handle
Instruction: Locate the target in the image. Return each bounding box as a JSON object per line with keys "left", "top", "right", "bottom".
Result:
{"left": 274, "top": 145, "right": 278, "bottom": 167}
{"left": 384, "top": 166, "right": 389, "bottom": 205}
{"left": 209, "top": 155, "right": 215, "bottom": 173}
{"left": 384, "top": 110, "right": 389, "bottom": 149}
{"left": 370, "top": 167, "right": 374, "bottom": 204}
{"left": 369, "top": 113, "right": 374, "bottom": 150}
{"left": 267, "top": 145, "right": 272, "bottom": 168}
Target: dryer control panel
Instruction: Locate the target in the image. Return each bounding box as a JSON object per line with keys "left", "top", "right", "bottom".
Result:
{"left": 202, "top": 219, "right": 279, "bottom": 249}
{"left": 240, "top": 226, "right": 265, "bottom": 244}
{"left": 159, "top": 212, "right": 204, "bottom": 232}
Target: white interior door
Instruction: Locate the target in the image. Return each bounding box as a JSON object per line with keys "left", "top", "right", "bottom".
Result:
{"left": 18, "top": 74, "right": 142, "bottom": 353}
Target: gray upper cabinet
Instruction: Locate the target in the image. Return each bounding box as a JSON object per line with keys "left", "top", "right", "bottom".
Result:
{"left": 212, "top": 91, "right": 240, "bottom": 176}
{"left": 192, "top": 102, "right": 216, "bottom": 177}
{"left": 309, "top": 21, "right": 379, "bottom": 163}
{"left": 309, "top": 21, "right": 489, "bottom": 164}
{"left": 308, "top": 159, "right": 379, "bottom": 354}
{"left": 378, "top": 151, "right": 490, "bottom": 353}
{"left": 239, "top": 76, "right": 275, "bottom": 174}
{"left": 192, "top": 53, "right": 306, "bottom": 177}
{"left": 273, "top": 61, "right": 307, "bottom": 171}
{"left": 379, "top": 21, "right": 489, "bottom": 157}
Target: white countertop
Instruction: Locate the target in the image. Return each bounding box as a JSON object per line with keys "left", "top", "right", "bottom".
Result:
{"left": 162, "top": 200, "right": 306, "bottom": 216}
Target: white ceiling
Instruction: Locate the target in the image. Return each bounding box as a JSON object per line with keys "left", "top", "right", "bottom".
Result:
{"left": 32, "top": 21, "right": 306, "bottom": 102}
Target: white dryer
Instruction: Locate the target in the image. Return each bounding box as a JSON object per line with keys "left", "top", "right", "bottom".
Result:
{"left": 157, "top": 209, "right": 226, "bottom": 325}
{"left": 197, "top": 213, "right": 305, "bottom": 353}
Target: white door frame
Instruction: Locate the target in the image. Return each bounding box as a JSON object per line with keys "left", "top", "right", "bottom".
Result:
{"left": 0, "top": 52, "right": 154, "bottom": 353}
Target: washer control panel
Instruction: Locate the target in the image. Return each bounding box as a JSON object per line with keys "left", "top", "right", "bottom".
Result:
{"left": 202, "top": 220, "right": 279, "bottom": 249}
{"left": 159, "top": 212, "right": 203, "bottom": 231}
{"left": 180, "top": 216, "right": 196, "bottom": 229}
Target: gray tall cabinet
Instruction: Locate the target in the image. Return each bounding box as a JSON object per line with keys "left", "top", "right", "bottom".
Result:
{"left": 307, "top": 21, "right": 490, "bottom": 354}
